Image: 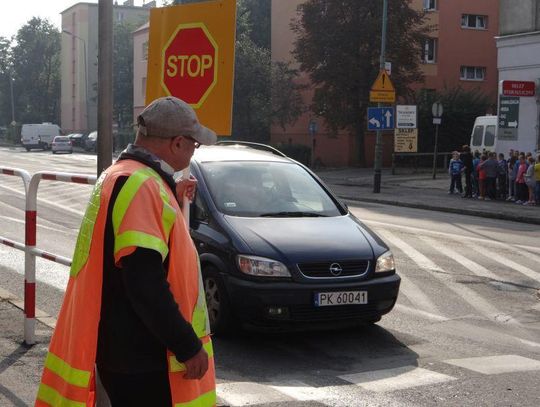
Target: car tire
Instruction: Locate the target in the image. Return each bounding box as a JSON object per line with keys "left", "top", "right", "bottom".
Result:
{"left": 203, "top": 266, "right": 233, "bottom": 336}
{"left": 25, "top": 147, "right": 30, "bottom": 152}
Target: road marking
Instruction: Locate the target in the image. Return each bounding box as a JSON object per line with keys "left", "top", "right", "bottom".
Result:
{"left": 394, "top": 304, "right": 449, "bottom": 322}
{"left": 217, "top": 381, "right": 290, "bottom": 405}
{"left": 339, "top": 366, "right": 456, "bottom": 392}
{"left": 363, "top": 218, "right": 540, "bottom": 253}
{"left": 378, "top": 230, "right": 516, "bottom": 324}
{"left": 395, "top": 272, "right": 444, "bottom": 316}
{"left": 0, "top": 183, "right": 85, "bottom": 217}
{"left": 471, "top": 245, "right": 540, "bottom": 284}
{"left": 444, "top": 355, "right": 540, "bottom": 374}
{"left": 419, "top": 235, "right": 501, "bottom": 281}
{"left": 269, "top": 379, "right": 335, "bottom": 402}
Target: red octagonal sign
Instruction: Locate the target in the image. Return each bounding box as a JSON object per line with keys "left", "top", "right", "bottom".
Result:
{"left": 162, "top": 23, "right": 218, "bottom": 107}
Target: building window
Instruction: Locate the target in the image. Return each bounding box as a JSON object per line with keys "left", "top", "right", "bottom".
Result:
{"left": 422, "top": 38, "right": 437, "bottom": 63}
{"left": 423, "top": 0, "right": 437, "bottom": 11}
{"left": 460, "top": 66, "right": 486, "bottom": 81}
{"left": 461, "top": 14, "right": 487, "bottom": 29}
{"left": 142, "top": 41, "right": 148, "bottom": 60}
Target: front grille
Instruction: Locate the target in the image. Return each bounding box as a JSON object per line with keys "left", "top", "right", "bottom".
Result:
{"left": 297, "top": 260, "right": 370, "bottom": 278}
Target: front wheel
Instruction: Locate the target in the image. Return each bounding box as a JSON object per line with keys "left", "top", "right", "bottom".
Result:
{"left": 203, "top": 267, "right": 233, "bottom": 335}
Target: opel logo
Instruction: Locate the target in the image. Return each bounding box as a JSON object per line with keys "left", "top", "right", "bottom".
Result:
{"left": 329, "top": 263, "right": 343, "bottom": 276}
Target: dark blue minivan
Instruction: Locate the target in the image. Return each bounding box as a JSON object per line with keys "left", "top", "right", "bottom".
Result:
{"left": 188, "top": 142, "right": 400, "bottom": 334}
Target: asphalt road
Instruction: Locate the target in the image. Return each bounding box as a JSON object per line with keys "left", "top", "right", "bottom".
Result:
{"left": 1, "top": 146, "right": 539, "bottom": 406}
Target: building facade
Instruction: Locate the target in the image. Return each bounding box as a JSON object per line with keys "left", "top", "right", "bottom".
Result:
{"left": 496, "top": 0, "right": 540, "bottom": 153}
{"left": 60, "top": 1, "right": 151, "bottom": 134}
{"left": 271, "top": 0, "right": 499, "bottom": 167}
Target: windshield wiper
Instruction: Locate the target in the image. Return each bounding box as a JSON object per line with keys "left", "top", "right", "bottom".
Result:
{"left": 259, "top": 211, "right": 327, "bottom": 217}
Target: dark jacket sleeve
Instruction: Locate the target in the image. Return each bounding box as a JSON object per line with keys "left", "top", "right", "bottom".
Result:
{"left": 120, "top": 247, "right": 203, "bottom": 363}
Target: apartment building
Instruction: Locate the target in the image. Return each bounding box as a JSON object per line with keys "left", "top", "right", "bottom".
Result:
{"left": 271, "top": 0, "right": 499, "bottom": 167}
{"left": 60, "top": 1, "right": 152, "bottom": 134}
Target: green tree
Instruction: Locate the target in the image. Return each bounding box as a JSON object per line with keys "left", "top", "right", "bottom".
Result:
{"left": 11, "top": 18, "right": 60, "bottom": 124}
{"left": 0, "top": 37, "right": 14, "bottom": 126}
{"left": 415, "top": 87, "right": 493, "bottom": 154}
{"left": 292, "top": 0, "right": 430, "bottom": 165}
{"left": 113, "top": 22, "right": 136, "bottom": 129}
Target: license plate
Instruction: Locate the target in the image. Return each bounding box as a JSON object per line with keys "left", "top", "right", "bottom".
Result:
{"left": 314, "top": 291, "right": 368, "bottom": 307}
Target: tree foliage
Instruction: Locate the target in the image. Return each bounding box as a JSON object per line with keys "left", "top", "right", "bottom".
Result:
{"left": 292, "top": 0, "right": 429, "bottom": 164}
{"left": 415, "top": 87, "right": 492, "bottom": 154}
{"left": 113, "top": 22, "right": 136, "bottom": 129}
{"left": 10, "top": 18, "right": 61, "bottom": 124}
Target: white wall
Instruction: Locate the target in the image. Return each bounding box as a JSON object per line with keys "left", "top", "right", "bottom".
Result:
{"left": 496, "top": 31, "right": 540, "bottom": 153}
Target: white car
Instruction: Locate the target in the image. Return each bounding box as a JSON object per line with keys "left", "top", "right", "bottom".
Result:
{"left": 51, "top": 136, "right": 73, "bottom": 154}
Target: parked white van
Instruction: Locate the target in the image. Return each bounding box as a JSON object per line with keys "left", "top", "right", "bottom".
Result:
{"left": 469, "top": 115, "right": 497, "bottom": 154}
{"left": 21, "top": 123, "right": 62, "bottom": 151}
{"left": 469, "top": 115, "right": 538, "bottom": 155}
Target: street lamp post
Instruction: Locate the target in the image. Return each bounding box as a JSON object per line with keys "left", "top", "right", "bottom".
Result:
{"left": 62, "top": 30, "right": 89, "bottom": 133}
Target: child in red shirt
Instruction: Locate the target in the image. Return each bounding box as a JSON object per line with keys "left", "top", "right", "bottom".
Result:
{"left": 477, "top": 154, "right": 487, "bottom": 200}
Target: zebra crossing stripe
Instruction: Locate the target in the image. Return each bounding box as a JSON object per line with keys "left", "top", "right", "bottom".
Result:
{"left": 444, "top": 355, "right": 540, "bottom": 374}
{"left": 396, "top": 272, "right": 444, "bottom": 316}
{"left": 418, "top": 235, "right": 500, "bottom": 281}
{"left": 339, "top": 366, "right": 456, "bottom": 393}
{"left": 379, "top": 230, "right": 514, "bottom": 323}
{"left": 269, "top": 379, "right": 336, "bottom": 402}
{"left": 471, "top": 245, "right": 540, "bottom": 284}
{"left": 217, "top": 381, "right": 290, "bottom": 406}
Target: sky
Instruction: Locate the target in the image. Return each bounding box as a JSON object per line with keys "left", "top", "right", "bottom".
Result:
{"left": 0, "top": 0, "right": 168, "bottom": 39}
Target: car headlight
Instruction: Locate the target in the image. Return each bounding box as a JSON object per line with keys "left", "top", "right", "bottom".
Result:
{"left": 375, "top": 251, "right": 395, "bottom": 273}
{"left": 237, "top": 255, "right": 291, "bottom": 278}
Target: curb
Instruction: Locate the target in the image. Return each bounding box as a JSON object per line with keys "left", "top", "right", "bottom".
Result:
{"left": 338, "top": 195, "right": 540, "bottom": 226}
{"left": 0, "top": 287, "right": 56, "bottom": 329}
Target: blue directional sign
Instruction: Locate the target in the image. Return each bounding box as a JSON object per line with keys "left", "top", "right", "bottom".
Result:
{"left": 367, "top": 107, "right": 395, "bottom": 131}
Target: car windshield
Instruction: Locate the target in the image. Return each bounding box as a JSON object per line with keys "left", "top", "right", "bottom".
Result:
{"left": 199, "top": 161, "right": 342, "bottom": 217}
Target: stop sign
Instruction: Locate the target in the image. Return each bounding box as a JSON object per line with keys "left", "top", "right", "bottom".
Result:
{"left": 162, "top": 23, "right": 218, "bottom": 107}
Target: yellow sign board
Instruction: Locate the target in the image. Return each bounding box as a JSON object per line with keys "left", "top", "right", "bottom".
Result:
{"left": 371, "top": 70, "right": 395, "bottom": 92}
{"left": 394, "top": 128, "right": 418, "bottom": 152}
{"left": 146, "top": 0, "right": 236, "bottom": 135}
{"left": 370, "top": 70, "right": 395, "bottom": 102}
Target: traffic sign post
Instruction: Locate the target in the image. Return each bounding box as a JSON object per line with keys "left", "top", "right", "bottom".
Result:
{"left": 396, "top": 105, "right": 417, "bottom": 129}
{"left": 498, "top": 96, "right": 519, "bottom": 140}
{"left": 431, "top": 101, "right": 443, "bottom": 180}
{"left": 308, "top": 120, "right": 317, "bottom": 168}
{"left": 369, "top": 70, "right": 395, "bottom": 103}
{"left": 394, "top": 128, "right": 418, "bottom": 152}
{"left": 146, "top": 0, "right": 236, "bottom": 135}
{"left": 367, "top": 107, "right": 394, "bottom": 130}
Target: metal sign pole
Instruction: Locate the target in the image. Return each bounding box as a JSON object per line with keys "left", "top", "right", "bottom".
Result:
{"left": 373, "top": 0, "right": 388, "bottom": 193}
{"left": 432, "top": 123, "right": 439, "bottom": 179}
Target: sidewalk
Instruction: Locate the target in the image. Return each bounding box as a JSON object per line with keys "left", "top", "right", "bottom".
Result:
{"left": 316, "top": 168, "right": 540, "bottom": 225}
{"left": 0, "top": 297, "right": 51, "bottom": 405}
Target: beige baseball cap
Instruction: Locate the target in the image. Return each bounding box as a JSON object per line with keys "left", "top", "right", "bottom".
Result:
{"left": 137, "top": 96, "right": 217, "bottom": 145}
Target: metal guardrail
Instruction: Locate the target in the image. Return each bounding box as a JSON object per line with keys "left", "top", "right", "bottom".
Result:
{"left": 391, "top": 152, "right": 453, "bottom": 175}
{"left": 1, "top": 167, "right": 96, "bottom": 344}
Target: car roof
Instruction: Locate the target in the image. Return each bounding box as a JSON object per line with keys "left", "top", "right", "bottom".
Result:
{"left": 192, "top": 144, "right": 293, "bottom": 164}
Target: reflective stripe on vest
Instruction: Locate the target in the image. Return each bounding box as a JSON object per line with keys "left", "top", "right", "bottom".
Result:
{"left": 174, "top": 389, "right": 216, "bottom": 407}
{"left": 112, "top": 167, "right": 176, "bottom": 261}
{"left": 192, "top": 258, "right": 211, "bottom": 338}
{"left": 70, "top": 173, "right": 105, "bottom": 278}
{"left": 36, "top": 383, "right": 87, "bottom": 407}
{"left": 169, "top": 340, "right": 214, "bottom": 373}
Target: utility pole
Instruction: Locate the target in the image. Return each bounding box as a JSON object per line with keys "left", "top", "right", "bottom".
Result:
{"left": 373, "top": 0, "right": 388, "bottom": 193}
{"left": 97, "top": 0, "right": 113, "bottom": 176}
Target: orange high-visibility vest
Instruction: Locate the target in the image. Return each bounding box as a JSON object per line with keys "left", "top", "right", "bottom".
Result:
{"left": 36, "top": 159, "right": 216, "bottom": 407}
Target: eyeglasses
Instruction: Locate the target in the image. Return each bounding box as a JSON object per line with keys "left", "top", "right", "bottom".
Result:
{"left": 183, "top": 136, "right": 200, "bottom": 149}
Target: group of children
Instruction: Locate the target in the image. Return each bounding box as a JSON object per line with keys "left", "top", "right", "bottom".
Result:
{"left": 448, "top": 146, "right": 540, "bottom": 206}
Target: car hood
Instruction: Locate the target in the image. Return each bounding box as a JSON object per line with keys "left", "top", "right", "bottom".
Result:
{"left": 223, "top": 214, "right": 377, "bottom": 263}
